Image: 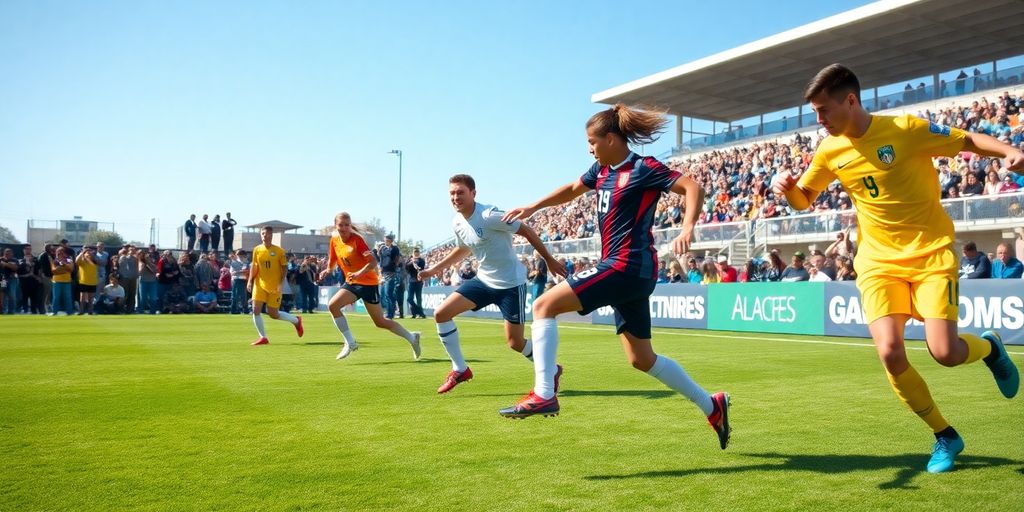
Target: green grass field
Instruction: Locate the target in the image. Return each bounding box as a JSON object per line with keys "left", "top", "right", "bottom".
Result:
{"left": 1, "top": 313, "right": 1021, "bottom": 511}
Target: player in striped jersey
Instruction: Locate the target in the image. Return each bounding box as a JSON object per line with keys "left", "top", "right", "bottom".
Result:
{"left": 498, "top": 104, "right": 731, "bottom": 449}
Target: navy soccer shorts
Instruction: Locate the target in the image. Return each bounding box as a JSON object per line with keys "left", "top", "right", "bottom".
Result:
{"left": 455, "top": 278, "right": 526, "bottom": 325}
{"left": 567, "top": 261, "right": 656, "bottom": 339}
{"left": 341, "top": 283, "right": 380, "bottom": 305}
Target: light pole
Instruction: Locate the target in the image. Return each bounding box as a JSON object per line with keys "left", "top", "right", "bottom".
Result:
{"left": 388, "top": 149, "right": 403, "bottom": 243}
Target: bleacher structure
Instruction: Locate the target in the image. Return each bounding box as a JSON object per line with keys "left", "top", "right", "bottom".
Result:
{"left": 503, "top": 0, "right": 1024, "bottom": 264}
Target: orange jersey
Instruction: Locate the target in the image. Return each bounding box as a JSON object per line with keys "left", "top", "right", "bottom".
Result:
{"left": 328, "top": 232, "right": 380, "bottom": 286}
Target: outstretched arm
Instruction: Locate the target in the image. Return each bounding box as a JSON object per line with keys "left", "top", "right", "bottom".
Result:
{"left": 419, "top": 246, "right": 471, "bottom": 281}
{"left": 516, "top": 223, "right": 567, "bottom": 278}
{"left": 668, "top": 175, "right": 705, "bottom": 255}
{"left": 501, "top": 180, "right": 591, "bottom": 223}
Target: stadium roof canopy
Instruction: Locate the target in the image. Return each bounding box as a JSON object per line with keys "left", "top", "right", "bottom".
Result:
{"left": 592, "top": 0, "right": 1024, "bottom": 122}
{"left": 246, "top": 220, "right": 303, "bottom": 231}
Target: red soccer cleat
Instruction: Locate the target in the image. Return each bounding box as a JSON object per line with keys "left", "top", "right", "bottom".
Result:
{"left": 437, "top": 367, "right": 474, "bottom": 394}
{"left": 294, "top": 315, "right": 304, "bottom": 337}
{"left": 251, "top": 337, "right": 269, "bottom": 346}
{"left": 707, "top": 391, "right": 731, "bottom": 450}
{"left": 498, "top": 391, "right": 559, "bottom": 419}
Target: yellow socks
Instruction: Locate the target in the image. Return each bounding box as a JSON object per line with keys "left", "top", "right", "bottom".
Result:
{"left": 960, "top": 333, "right": 992, "bottom": 365}
{"left": 887, "top": 366, "right": 949, "bottom": 433}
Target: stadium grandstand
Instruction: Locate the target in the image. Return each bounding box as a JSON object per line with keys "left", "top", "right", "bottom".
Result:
{"left": 424, "top": 0, "right": 1024, "bottom": 283}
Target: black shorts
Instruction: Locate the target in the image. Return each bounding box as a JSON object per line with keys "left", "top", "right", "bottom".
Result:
{"left": 455, "top": 278, "right": 526, "bottom": 324}
{"left": 567, "top": 261, "right": 656, "bottom": 339}
{"left": 341, "top": 283, "right": 380, "bottom": 305}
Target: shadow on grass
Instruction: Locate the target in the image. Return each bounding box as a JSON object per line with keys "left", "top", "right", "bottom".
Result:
{"left": 303, "top": 342, "right": 343, "bottom": 346}
{"left": 558, "top": 389, "right": 676, "bottom": 400}
{"left": 585, "top": 452, "right": 1022, "bottom": 490}
{"left": 353, "top": 358, "right": 492, "bottom": 366}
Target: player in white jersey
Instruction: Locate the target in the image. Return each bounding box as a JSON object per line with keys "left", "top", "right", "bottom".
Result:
{"left": 418, "top": 174, "right": 567, "bottom": 394}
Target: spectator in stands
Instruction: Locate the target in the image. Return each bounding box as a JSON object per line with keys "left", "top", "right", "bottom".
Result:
{"left": 210, "top": 214, "right": 222, "bottom": 254}
{"left": 93, "top": 242, "right": 110, "bottom": 295}
{"left": 780, "top": 251, "right": 810, "bottom": 281}
{"left": 716, "top": 255, "right": 738, "bottom": 282}
{"left": 50, "top": 246, "right": 74, "bottom": 316}
{"left": 192, "top": 283, "right": 219, "bottom": 313}
{"left": 1000, "top": 174, "right": 1021, "bottom": 193}
{"left": 809, "top": 249, "right": 837, "bottom": 280}
{"left": 116, "top": 245, "right": 139, "bottom": 314}
{"left": 836, "top": 255, "right": 857, "bottom": 281}
{"left": 959, "top": 241, "right": 991, "bottom": 279}
{"left": 218, "top": 261, "right": 231, "bottom": 295}
{"left": 222, "top": 213, "right": 237, "bottom": 257}
{"left": 458, "top": 260, "right": 476, "bottom": 281}
{"left": 156, "top": 250, "right": 181, "bottom": 308}
{"left": 686, "top": 257, "right": 702, "bottom": 283}
{"left": 991, "top": 243, "right": 1023, "bottom": 279}
{"left": 75, "top": 246, "right": 98, "bottom": 315}
{"left": 18, "top": 245, "right": 43, "bottom": 314}
{"left": 825, "top": 228, "right": 855, "bottom": 259}
{"left": 0, "top": 248, "right": 17, "bottom": 314}
{"left": 184, "top": 214, "right": 197, "bottom": 251}
{"left": 138, "top": 249, "right": 159, "bottom": 314}
{"left": 765, "top": 250, "right": 785, "bottom": 282}
{"left": 195, "top": 252, "right": 218, "bottom": 292}
{"left": 808, "top": 262, "right": 832, "bottom": 282}
{"left": 96, "top": 274, "right": 124, "bottom": 314}
{"left": 163, "top": 282, "right": 190, "bottom": 314}
{"left": 667, "top": 259, "right": 685, "bottom": 283}
{"left": 229, "top": 249, "right": 250, "bottom": 314}
{"left": 530, "top": 249, "right": 549, "bottom": 299}
{"left": 701, "top": 260, "right": 719, "bottom": 284}
{"left": 983, "top": 170, "right": 1002, "bottom": 195}
{"left": 197, "top": 214, "right": 212, "bottom": 253}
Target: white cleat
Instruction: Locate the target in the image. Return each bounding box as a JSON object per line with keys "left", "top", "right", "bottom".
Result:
{"left": 411, "top": 332, "right": 421, "bottom": 361}
{"left": 336, "top": 341, "right": 359, "bottom": 360}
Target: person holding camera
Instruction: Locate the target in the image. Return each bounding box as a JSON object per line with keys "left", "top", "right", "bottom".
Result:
{"left": 75, "top": 247, "right": 99, "bottom": 315}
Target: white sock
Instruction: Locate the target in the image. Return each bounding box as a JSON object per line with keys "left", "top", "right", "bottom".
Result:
{"left": 649, "top": 355, "right": 713, "bottom": 415}
{"left": 388, "top": 320, "right": 415, "bottom": 343}
{"left": 521, "top": 338, "right": 534, "bottom": 361}
{"left": 253, "top": 314, "right": 266, "bottom": 337}
{"left": 333, "top": 314, "right": 357, "bottom": 345}
{"left": 532, "top": 318, "right": 559, "bottom": 399}
{"left": 437, "top": 320, "right": 467, "bottom": 372}
{"left": 277, "top": 311, "right": 298, "bottom": 325}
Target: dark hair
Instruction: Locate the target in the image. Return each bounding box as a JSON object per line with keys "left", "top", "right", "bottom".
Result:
{"left": 449, "top": 174, "right": 476, "bottom": 191}
{"left": 804, "top": 64, "right": 861, "bottom": 103}
{"left": 963, "top": 241, "right": 977, "bottom": 251}
{"left": 586, "top": 103, "right": 668, "bottom": 146}
{"left": 260, "top": 225, "right": 273, "bottom": 233}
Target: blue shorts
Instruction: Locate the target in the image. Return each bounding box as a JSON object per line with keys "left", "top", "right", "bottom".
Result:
{"left": 455, "top": 278, "right": 526, "bottom": 324}
{"left": 567, "top": 261, "right": 656, "bottom": 339}
{"left": 342, "top": 283, "right": 380, "bottom": 305}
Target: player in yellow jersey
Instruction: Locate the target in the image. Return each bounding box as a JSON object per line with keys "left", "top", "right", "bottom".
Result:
{"left": 247, "top": 225, "right": 303, "bottom": 345}
{"left": 319, "top": 212, "right": 421, "bottom": 361}
{"left": 774, "top": 64, "right": 1022, "bottom": 474}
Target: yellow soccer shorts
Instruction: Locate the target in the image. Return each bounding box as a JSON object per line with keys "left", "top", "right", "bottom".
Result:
{"left": 856, "top": 247, "right": 959, "bottom": 324}
{"left": 252, "top": 286, "right": 282, "bottom": 309}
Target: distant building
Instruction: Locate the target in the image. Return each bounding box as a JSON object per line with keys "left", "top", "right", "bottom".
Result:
{"left": 27, "top": 217, "right": 114, "bottom": 248}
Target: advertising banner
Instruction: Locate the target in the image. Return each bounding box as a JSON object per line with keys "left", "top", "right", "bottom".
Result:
{"left": 707, "top": 282, "right": 825, "bottom": 335}
{"left": 590, "top": 283, "right": 707, "bottom": 330}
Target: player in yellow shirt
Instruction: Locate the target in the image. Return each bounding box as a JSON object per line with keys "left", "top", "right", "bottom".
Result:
{"left": 774, "top": 64, "right": 1022, "bottom": 474}
{"left": 247, "top": 225, "right": 303, "bottom": 345}
{"left": 319, "top": 212, "right": 421, "bottom": 361}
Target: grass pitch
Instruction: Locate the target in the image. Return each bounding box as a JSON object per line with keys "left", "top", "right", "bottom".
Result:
{"left": 1, "top": 314, "right": 1021, "bottom": 511}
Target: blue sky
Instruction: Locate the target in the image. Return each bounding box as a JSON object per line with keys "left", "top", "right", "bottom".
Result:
{"left": 0, "top": 0, "right": 874, "bottom": 247}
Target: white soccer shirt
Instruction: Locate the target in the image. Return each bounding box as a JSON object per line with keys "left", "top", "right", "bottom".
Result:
{"left": 452, "top": 202, "right": 526, "bottom": 289}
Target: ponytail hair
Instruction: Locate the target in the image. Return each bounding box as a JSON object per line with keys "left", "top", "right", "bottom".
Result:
{"left": 586, "top": 103, "right": 668, "bottom": 146}
{"left": 334, "top": 212, "right": 361, "bottom": 233}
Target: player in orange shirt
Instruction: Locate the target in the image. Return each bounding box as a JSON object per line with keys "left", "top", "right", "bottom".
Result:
{"left": 319, "top": 212, "right": 421, "bottom": 361}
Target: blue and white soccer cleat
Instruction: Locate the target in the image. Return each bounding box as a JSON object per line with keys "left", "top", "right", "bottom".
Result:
{"left": 981, "top": 331, "right": 1019, "bottom": 399}
{"left": 926, "top": 435, "right": 964, "bottom": 474}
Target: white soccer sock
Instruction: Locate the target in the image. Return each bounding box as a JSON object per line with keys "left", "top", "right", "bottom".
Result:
{"left": 333, "top": 314, "right": 357, "bottom": 345}
{"left": 532, "top": 318, "right": 559, "bottom": 400}
{"left": 277, "top": 311, "right": 299, "bottom": 325}
{"left": 388, "top": 321, "right": 415, "bottom": 343}
{"left": 253, "top": 314, "right": 266, "bottom": 338}
{"left": 649, "top": 355, "right": 714, "bottom": 415}
{"left": 521, "top": 338, "right": 534, "bottom": 361}
{"left": 437, "top": 320, "right": 467, "bottom": 372}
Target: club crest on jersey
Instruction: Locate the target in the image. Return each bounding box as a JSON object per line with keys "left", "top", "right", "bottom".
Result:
{"left": 876, "top": 145, "right": 895, "bottom": 165}
{"left": 617, "top": 171, "right": 631, "bottom": 188}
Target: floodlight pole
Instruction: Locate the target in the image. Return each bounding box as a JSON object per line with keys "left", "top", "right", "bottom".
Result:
{"left": 388, "top": 149, "right": 403, "bottom": 243}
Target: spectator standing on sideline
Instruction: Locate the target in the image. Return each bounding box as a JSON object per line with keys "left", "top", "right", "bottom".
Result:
{"left": 395, "top": 256, "right": 408, "bottom": 318}
{"left": 530, "top": 249, "right": 548, "bottom": 299}
{"left": 406, "top": 248, "right": 426, "bottom": 318}
{"left": 229, "top": 250, "right": 250, "bottom": 314}
{"left": 959, "top": 241, "right": 991, "bottom": 279}
{"left": 93, "top": 242, "right": 110, "bottom": 295}
{"left": 197, "top": 214, "right": 212, "bottom": 253}
{"left": 177, "top": 253, "right": 197, "bottom": 299}
{"left": 75, "top": 247, "right": 99, "bottom": 315}
{"left": 297, "top": 255, "right": 318, "bottom": 314}
{"left": 377, "top": 234, "right": 401, "bottom": 319}
{"left": 117, "top": 245, "right": 139, "bottom": 313}
{"left": 222, "top": 213, "right": 237, "bottom": 257}
{"left": 50, "top": 246, "right": 74, "bottom": 316}
{"left": 211, "top": 215, "right": 222, "bottom": 254}
{"left": 17, "top": 245, "right": 42, "bottom": 314}
{"left": 195, "top": 252, "right": 218, "bottom": 292}
{"left": 780, "top": 251, "right": 810, "bottom": 281}
{"left": 991, "top": 243, "right": 1023, "bottom": 279}
{"left": 156, "top": 250, "right": 180, "bottom": 310}
{"left": 37, "top": 244, "right": 55, "bottom": 313}
{"left": 0, "top": 248, "right": 18, "bottom": 314}
{"left": 137, "top": 249, "right": 159, "bottom": 314}
{"left": 184, "top": 214, "right": 197, "bottom": 251}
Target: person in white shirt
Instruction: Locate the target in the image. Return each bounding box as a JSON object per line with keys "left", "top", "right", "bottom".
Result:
{"left": 418, "top": 174, "right": 566, "bottom": 394}
{"left": 97, "top": 274, "right": 125, "bottom": 314}
{"left": 808, "top": 264, "right": 833, "bottom": 282}
{"left": 197, "top": 214, "right": 213, "bottom": 253}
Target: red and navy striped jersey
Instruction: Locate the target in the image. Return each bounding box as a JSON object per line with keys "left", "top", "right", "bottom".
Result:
{"left": 579, "top": 152, "right": 681, "bottom": 279}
